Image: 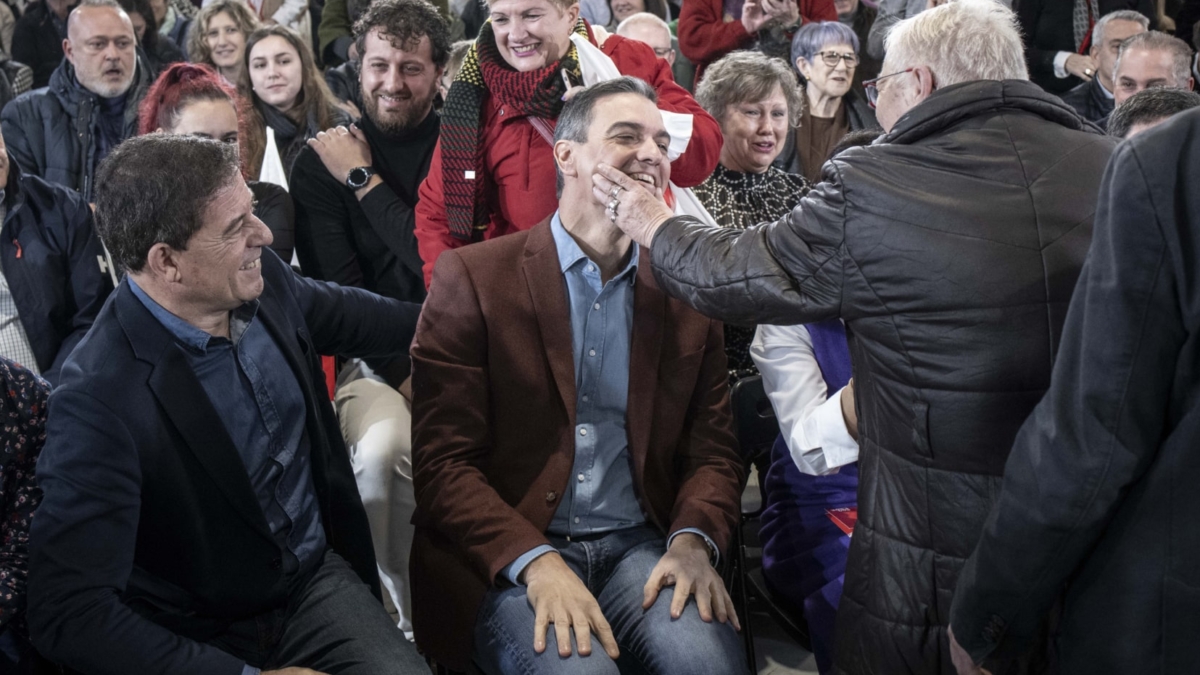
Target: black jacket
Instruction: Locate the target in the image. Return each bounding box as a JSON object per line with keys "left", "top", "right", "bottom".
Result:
{"left": 1, "top": 58, "right": 152, "bottom": 201}
{"left": 644, "top": 80, "right": 1114, "bottom": 675}
{"left": 951, "top": 107, "right": 1200, "bottom": 675}
{"left": 291, "top": 111, "right": 435, "bottom": 306}
{"left": 1017, "top": 0, "right": 1155, "bottom": 94}
{"left": 0, "top": 157, "right": 113, "bottom": 384}
{"left": 10, "top": 1, "right": 66, "bottom": 90}
{"left": 1060, "top": 76, "right": 1114, "bottom": 129}
{"left": 27, "top": 249, "right": 421, "bottom": 673}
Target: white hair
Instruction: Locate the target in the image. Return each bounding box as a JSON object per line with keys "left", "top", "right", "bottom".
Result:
{"left": 615, "top": 11, "right": 671, "bottom": 37}
{"left": 1091, "top": 10, "right": 1149, "bottom": 51}
{"left": 1114, "top": 30, "right": 1195, "bottom": 89}
{"left": 883, "top": 0, "right": 1028, "bottom": 87}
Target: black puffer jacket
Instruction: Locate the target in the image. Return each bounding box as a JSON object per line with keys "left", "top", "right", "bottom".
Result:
{"left": 1, "top": 58, "right": 151, "bottom": 201}
{"left": 645, "top": 80, "right": 1114, "bottom": 675}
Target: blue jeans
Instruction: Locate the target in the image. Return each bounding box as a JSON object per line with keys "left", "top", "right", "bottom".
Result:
{"left": 473, "top": 526, "right": 749, "bottom": 675}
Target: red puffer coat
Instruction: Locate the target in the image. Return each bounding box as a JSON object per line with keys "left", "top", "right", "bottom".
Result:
{"left": 415, "top": 33, "right": 722, "bottom": 287}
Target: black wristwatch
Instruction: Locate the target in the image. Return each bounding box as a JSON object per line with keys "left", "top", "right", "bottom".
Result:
{"left": 346, "top": 166, "right": 376, "bottom": 190}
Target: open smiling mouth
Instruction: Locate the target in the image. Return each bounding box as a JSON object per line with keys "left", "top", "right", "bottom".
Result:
{"left": 626, "top": 171, "right": 657, "bottom": 188}
{"left": 239, "top": 258, "right": 261, "bottom": 271}
{"left": 510, "top": 43, "right": 539, "bottom": 57}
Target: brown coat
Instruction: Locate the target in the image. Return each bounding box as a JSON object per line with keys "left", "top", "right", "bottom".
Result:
{"left": 409, "top": 221, "right": 744, "bottom": 669}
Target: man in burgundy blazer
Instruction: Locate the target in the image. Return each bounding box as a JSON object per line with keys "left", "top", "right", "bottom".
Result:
{"left": 409, "top": 78, "right": 747, "bottom": 675}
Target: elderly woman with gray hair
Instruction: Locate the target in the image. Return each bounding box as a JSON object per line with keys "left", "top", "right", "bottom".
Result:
{"left": 779, "top": 20, "right": 878, "bottom": 182}
{"left": 692, "top": 51, "right": 809, "bottom": 378}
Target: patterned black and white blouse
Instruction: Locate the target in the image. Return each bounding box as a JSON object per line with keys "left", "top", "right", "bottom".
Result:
{"left": 0, "top": 358, "right": 48, "bottom": 636}
{"left": 692, "top": 164, "right": 811, "bottom": 379}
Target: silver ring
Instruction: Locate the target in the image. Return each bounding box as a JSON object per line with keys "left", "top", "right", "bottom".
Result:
{"left": 607, "top": 197, "right": 620, "bottom": 212}
{"left": 1084, "top": 68, "right": 1093, "bottom": 76}
{"left": 610, "top": 186, "right": 622, "bottom": 200}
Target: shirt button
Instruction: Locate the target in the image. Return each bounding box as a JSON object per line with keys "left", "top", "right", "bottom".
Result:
{"left": 574, "top": 517, "right": 580, "bottom": 524}
{"left": 582, "top": 395, "right": 589, "bottom": 402}
{"left": 587, "top": 265, "right": 595, "bottom": 272}
{"left": 546, "top": 491, "right": 557, "bottom": 502}
{"left": 593, "top": 303, "right": 600, "bottom": 310}
{"left": 269, "top": 558, "right": 282, "bottom": 570}
{"left": 578, "top": 473, "right": 585, "bottom": 482}
{"left": 589, "top": 349, "right": 596, "bottom": 356}
{"left": 579, "top": 428, "right": 587, "bottom": 436}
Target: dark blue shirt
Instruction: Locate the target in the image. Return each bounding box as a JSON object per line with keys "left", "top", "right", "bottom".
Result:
{"left": 128, "top": 278, "right": 325, "bottom": 576}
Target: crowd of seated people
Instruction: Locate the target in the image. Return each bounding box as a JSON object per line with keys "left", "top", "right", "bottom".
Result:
{"left": 0, "top": 0, "right": 1197, "bottom": 672}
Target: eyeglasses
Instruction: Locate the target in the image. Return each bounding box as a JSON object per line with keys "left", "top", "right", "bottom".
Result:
{"left": 862, "top": 68, "right": 915, "bottom": 108}
{"left": 815, "top": 51, "right": 859, "bottom": 68}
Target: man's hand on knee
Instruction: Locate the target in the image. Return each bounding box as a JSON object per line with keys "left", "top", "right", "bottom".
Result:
{"left": 642, "top": 533, "right": 741, "bottom": 631}
{"left": 522, "top": 552, "right": 620, "bottom": 660}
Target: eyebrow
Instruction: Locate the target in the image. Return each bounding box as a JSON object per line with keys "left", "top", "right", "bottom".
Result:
{"left": 606, "top": 121, "right": 671, "bottom": 144}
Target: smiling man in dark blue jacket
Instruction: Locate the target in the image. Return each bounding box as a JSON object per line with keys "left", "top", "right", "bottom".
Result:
{"left": 0, "top": 126, "right": 113, "bottom": 384}
{"left": 27, "top": 135, "right": 427, "bottom": 675}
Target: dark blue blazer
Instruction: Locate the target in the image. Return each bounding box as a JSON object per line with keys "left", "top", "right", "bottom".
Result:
{"left": 27, "top": 248, "right": 420, "bottom": 674}
{"left": 1, "top": 158, "right": 113, "bottom": 383}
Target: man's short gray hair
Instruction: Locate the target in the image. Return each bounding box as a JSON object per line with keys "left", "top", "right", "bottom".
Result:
{"left": 1115, "top": 31, "right": 1195, "bottom": 90}
{"left": 95, "top": 135, "right": 242, "bottom": 273}
{"left": 1091, "top": 9, "right": 1149, "bottom": 51}
{"left": 615, "top": 11, "right": 671, "bottom": 37}
{"left": 884, "top": 0, "right": 1027, "bottom": 87}
{"left": 1108, "top": 87, "right": 1200, "bottom": 138}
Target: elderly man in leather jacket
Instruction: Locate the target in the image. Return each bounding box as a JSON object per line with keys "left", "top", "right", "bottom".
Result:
{"left": 593, "top": 1, "right": 1114, "bottom": 673}
{"left": 2, "top": 0, "right": 151, "bottom": 201}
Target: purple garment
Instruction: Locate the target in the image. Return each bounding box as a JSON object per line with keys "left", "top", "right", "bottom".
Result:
{"left": 759, "top": 319, "right": 857, "bottom": 675}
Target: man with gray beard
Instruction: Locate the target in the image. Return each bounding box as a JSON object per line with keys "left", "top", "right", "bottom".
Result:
{"left": 289, "top": 0, "right": 448, "bottom": 642}
{"left": 1, "top": 0, "right": 151, "bottom": 201}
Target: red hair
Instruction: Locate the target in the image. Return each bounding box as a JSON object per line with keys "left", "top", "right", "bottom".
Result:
{"left": 137, "top": 63, "right": 259, "bottom": 180}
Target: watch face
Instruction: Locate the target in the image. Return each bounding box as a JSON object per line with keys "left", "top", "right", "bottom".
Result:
{"left": 348, "top": 167, "right": 368, "bottom": 187}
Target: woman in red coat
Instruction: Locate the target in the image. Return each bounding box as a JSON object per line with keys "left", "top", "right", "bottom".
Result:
{"left": 415, "top": 0, "right": 722, "bottom": 286}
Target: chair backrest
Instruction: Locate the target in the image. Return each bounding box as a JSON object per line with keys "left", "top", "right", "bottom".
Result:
{"left": 729, "top": 375, "right": 779, "bottom": 464}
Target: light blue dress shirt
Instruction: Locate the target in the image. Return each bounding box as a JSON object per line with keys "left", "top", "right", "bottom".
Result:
{"left": 501, "top": 214, "right": 716, "bottom": 585}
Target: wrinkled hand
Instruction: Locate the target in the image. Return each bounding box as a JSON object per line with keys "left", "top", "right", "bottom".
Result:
{"left": 524, "top": 553, "right": 621, "bottom": 659}
{"left": 948, "top": 626, "right": 993, "bottom": 675}
{"left": 839, "top": 379, "right": 858, "bottom": 441}
{"left": 1064, "top": 53, "right": 1097, "bottom": 81}
{"left": 761, "top": 0, "right": 799, "bottom": 26}
{"left": 643, "top": 533, "right": 741, "bottom": 631}
{"left": 591, "top": 163, "right": 673, "bottom": 249}
{"left": 740, "top": 0, "right": 770, "bottom": 33}
{"left": 263, "top": 669, "right": 329, "bottom": 675}
{"left": 307, "top": 125, "right": 373, "bottom": 185}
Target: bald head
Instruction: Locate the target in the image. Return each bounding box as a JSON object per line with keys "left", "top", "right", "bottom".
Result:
{"left": 615, "top": 12, "right": 674, "bottom": 65}
{"left": 64, "top": 0, "right": 137, "bottom": 98}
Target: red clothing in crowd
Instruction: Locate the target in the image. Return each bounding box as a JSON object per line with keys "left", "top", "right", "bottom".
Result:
{"left": 415, "top": 33, "right": 722, "bottom": 287}
{"left": 678, "top": 0, "right": 838, "bottom": 84}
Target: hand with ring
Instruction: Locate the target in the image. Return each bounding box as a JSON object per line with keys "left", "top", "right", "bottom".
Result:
{"left": 1064, "top": 53, "right": 1097, "bottom": 82}
{"left": 591, "top": 163, "right": 673, "bottom": 247}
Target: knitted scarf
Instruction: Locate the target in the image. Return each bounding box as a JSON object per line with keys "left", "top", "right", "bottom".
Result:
{"left": 441, "top": 18, "right": 591, "bottom": 241}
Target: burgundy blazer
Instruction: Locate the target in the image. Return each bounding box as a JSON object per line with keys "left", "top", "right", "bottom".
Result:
{"left": 409, "top": 221, "right": 744, "bottom": 669}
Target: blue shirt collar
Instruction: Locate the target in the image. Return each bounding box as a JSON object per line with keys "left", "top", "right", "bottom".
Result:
{"left": 127, "top": 276, "right": 258, "bottom": 352}
{"left": 550, "top": 211, "right": 639, "bottom": 284}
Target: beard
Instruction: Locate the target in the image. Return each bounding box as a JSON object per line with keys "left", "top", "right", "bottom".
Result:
{"left": 82, "top": 66, "right": 135, "bottom": 98}
{"left": 364, "top": 87, "right": 437, "bottom": 135}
